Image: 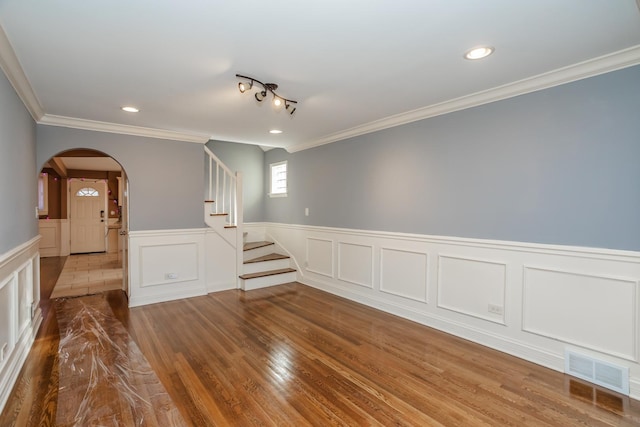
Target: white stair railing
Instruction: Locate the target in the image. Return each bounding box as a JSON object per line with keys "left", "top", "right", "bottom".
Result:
{"left": 205, "top": 146, "right": 239, "bottom": 225}
{"left": 205, "top": 146, "right": 244, "bottom": 289}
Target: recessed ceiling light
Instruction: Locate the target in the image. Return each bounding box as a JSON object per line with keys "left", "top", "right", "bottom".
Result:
{"left": 464, "top": 46, "right": 494, "bottom": 60}
{"left": 269, "top": 129, "right": 283, "bottom": 134}
{"left": 121, "top": 106, "right": 139, "bottom": 113}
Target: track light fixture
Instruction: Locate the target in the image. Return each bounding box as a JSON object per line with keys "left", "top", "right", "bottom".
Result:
{"left": 236, "top": 74, "right": 298, "bottom": 115}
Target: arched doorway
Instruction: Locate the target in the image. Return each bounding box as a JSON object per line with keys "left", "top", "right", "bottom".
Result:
{"left": 38, "top": 149, "right": 129, "bottom": 299}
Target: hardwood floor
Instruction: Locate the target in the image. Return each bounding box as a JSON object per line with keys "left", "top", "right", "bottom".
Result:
{"left": 2, "top": 264, "right": 640, "bottom": 425}
{"left": 39, "top": 256, "right": 67, "bottom": 300}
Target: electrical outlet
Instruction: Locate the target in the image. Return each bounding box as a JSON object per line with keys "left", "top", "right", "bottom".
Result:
{"left": 305, "top": 207, "right": 309, "bottom": 216}
{"left": 165, "top": 273, "right": 178, "bottom": 280}
{"left": 488, "top": 304, "right": 504, "bottom": 315}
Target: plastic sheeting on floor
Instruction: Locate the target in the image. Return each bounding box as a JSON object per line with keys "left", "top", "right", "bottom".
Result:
{"left": 55, "top": 295, "right": 186, "bottom": 426}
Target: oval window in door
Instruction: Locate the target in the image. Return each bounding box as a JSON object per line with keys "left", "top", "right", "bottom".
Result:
{"left": 76, "top": 187, "right": 99, "bottom": 197}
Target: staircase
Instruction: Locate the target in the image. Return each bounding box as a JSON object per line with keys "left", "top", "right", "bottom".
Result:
{"left": 205, "top": 147, "right": 296, "bottom": 291}
{"left": 239, "top": 241, "right": 296, "bottom": 290}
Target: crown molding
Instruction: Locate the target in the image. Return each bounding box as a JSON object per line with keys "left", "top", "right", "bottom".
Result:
{"left": 289, "top": 44, "right": 640, "bottom": 153}
{"left": 39, "top": 114, "right": 210, "bottom": 144}
{"left": 0, "top": 25, "right": 44, "bottom": 121}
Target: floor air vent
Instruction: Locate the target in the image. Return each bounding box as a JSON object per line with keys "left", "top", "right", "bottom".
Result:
{"left": 564, "top": 350, "right": 629, "bottom": 395}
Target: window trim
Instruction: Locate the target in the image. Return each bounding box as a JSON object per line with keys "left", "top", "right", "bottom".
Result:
{"left": 269, "top": 160, "right": 288, "bottom": 198}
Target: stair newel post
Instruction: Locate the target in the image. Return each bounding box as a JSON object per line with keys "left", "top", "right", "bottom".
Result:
{"left": 235, "top": 171, "right": 243, "bottom": 289}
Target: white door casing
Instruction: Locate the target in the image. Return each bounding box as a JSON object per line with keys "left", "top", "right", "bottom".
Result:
{"left": 70, "top": 180, "right": 107, "bottom": 254}
{"left": 120, "top": 173, "right": 129, "bottom": 296}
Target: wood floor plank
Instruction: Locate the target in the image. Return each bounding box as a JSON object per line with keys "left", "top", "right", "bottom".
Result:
{"left": 3, "top": 278, "right": 640, "bottom": 425}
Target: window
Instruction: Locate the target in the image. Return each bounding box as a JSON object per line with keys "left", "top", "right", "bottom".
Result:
{"left": 269, "top": 161, "right": 287, "bottom": 197}
{"left": 38, "top": 173, "right": 48, "bottom": 215}
{"left": 76, "top": 187, "right": 99, "bottom": 197}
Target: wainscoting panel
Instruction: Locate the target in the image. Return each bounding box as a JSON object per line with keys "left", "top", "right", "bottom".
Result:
{"left": 338, "top": 242, "right": 373, "bottom": 288}
{"left": 306, "top": 238, "right": 334, "bottom": 278}
{"left": 16, "top": 262, "right": 33, "bottom": 339}
{"left": 437, "top": 255, "right": 506, "bottom": 324}
{"left": 0, "top": 237, "right": 41, "bottom": 414}
{"left": 129, "top": 230, "right": 207, "bottom": 307}
{"left": 523, "top": 266, "right": 637, "bottom": 361}
{"left": 262, "top": 222, "right": 640, "bottom": 399}
{"left": 139, "top": 243, "right": 199, "bottom": 288}
{"left": 380, "top": 247, "right": 428, "bottom": 303}
{"left": 38, "top": 219, "right": 60, "bottom": 257}
{"left": 0, "top": 275, "right": 14, "bottom": 369}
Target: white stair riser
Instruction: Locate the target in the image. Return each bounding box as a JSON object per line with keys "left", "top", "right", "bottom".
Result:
{"left": 242, "top": 244, "right": 276, "bottom": 260}
{"left": 243, "top": 258, "right": 291, "bottom": 275}
{"left": 204, "top": 213, "right": 229, "bottom": 228}
{"left": 241, "top": 271, "right": 297, "bottom": 291}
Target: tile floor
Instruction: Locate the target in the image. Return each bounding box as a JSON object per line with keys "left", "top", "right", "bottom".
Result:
{"left": 50, "top": 252, "right": 123, "bottom": 298}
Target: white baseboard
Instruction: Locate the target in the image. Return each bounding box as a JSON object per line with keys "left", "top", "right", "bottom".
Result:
{"left": 129, "top": 288, "right": 208, "bottom": 308}
{"left": 631, "top": 379, "right": 640, "bottom": 400}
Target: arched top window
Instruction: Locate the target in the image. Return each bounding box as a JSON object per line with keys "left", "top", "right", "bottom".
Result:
{"left": 76, "top": 187, "right": 99, "bottom": 197}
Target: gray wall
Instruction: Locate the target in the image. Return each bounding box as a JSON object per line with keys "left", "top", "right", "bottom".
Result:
{"left": 37, "top": 126, "right": 205, "bottom": 231}
{"left": 205, "top": 140, "right": 264, "bottom": 222}
{"left": 265, "top": 65, "right": 640, "bottom": 251}
{"left": 0, "top": 70, "right": 37, "bottom": 254}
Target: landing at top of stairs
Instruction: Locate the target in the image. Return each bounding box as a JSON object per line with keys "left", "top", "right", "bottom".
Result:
{"left": 243, "top": 241, "right": 274, "bottom": 251}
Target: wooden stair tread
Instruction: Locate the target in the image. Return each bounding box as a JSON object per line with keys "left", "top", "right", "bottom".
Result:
{"left": 210, "top": 213, "right": 228, "bottom": 216}
{"left": 239, "top": 268, "right": 296, "bottom": 280}
{"left": 243, "top": 241, "right": 274, "bottom": 251}
{"left": 244, "top": 253, "right": 289, "bottom": 264}
{"left": 204, "top": 200, "right": 215, "bottom": 203}
{"left": 224, "top": 225, "right": 237, "bottom": 229}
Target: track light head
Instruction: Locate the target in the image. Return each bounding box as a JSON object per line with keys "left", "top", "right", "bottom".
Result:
{"left": 255, "top": 90, "right": 267, "bottom": 102}
{"left": 238, "top": 80, "right": 252, "bottom": 93}
{"left": 236, "top": 73, "right": 298, "bottom": 115}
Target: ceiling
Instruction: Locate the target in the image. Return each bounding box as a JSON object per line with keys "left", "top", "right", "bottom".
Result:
{"left": 56, "top": 157, "right": 121, "bottom": 172}
{"left": 43, "top": 154, "right": 122, "bottom": 174}
{"left": 1, "top": 1, "right": 640, "bottom": 152}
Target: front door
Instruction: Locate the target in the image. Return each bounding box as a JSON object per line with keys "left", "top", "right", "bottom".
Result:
{"left": 70, "top": 180, "right": 107, "bottom": 253}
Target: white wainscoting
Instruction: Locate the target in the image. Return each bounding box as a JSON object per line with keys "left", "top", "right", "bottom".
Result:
{"left": 523, "top": 266, "right": 637, "bottom": 361}
{"left": 0, "top": 237, "right": 41, "bottom": 413}
{"left": 437, "top": 255, "right": 507, "bottom": 325}
{"left": 38, "top": 219, "right": 70, "bottom": 257}
{"left": 306, "top": 237, "right": 333, "bottom": 278}
{"left": 262, "top": 222, "right": 640, "bottom": 399}
{"left": 204, "top": 229, "right": 237, "bottom": 293}
{"left": 38, "top": 219, "right": 60, "bottom": 257}
{"left": 338, "top": 242, "right": 373, "bottom": 289}
{"left": 129, "top": 229, "right": 208, "bottom": 307}
{"left": 380, "top": 247, "right": 429, "bottom": 303}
